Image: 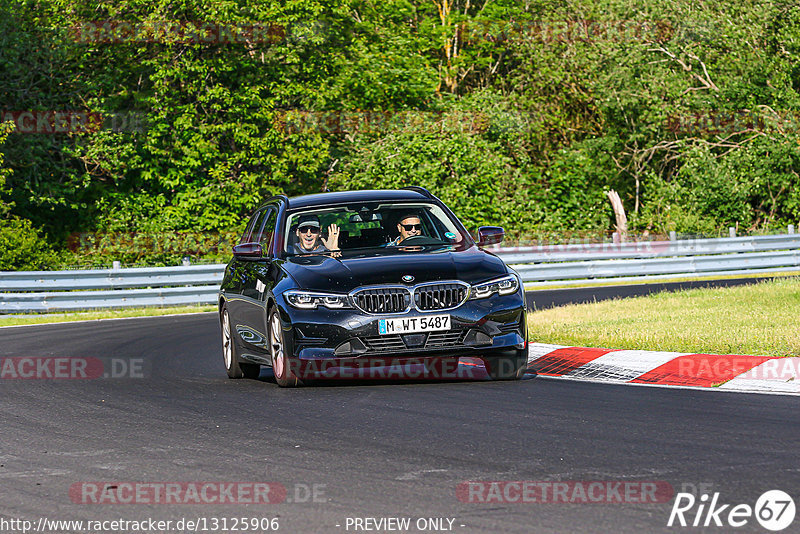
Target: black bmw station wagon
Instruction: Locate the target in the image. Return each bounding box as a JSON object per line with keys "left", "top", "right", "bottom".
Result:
{"left": 218, "top": 187, "right": 528, "bottom": 386}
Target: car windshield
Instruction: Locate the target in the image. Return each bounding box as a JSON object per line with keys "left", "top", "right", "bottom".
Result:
{"left": 283, "top": 202, "right": 472, "bottom": 257}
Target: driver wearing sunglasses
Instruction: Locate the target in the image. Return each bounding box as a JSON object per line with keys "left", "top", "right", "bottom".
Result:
{"left": 387, "top": 213, "right": 423, "bottom": 246}
{"left": 292, "top": 214, "right": 340, "bottom": 254}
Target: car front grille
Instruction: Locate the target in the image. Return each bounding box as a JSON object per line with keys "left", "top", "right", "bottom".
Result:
{"left": 352, "top": 287, "right": 411, "bottom": 314}
{"left": 414, "top": 282, "right": 469, "bottom": 311}
{"left": 350, "top": 281, "right": 470, "bottom": 314}
{"left": 363, "top": 329, "right": 467, "bottom": 352}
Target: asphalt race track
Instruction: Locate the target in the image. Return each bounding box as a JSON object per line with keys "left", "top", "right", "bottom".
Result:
{"left": 1, "top": 304, "right": 798, "bottom": 532}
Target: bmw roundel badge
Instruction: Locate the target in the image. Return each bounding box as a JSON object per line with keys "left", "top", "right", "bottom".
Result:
{"left": 402, "top": 275, "right": 415, "bottom": 283}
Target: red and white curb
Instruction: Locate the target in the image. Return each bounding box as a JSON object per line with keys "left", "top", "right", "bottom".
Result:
{"left": 527, "top": 343, "right": 800, "bottom": 395}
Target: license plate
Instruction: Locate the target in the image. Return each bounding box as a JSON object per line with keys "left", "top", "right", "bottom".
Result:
{"left": 378, "top": 314, "right": 450, "bottom": 335}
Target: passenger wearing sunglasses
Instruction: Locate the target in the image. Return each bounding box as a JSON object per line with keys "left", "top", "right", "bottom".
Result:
{"left": 292, "top": 215, "right": 340, "bottom": 254}
{"left": 387, "top": 213, "right": 423, "bottom": 246}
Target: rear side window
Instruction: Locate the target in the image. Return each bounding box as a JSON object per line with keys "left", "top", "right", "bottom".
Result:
{"left": 240, "top": 209, "right": 264, "bottom": 244}
{"left": 253, "top": 208, "right": 277, "bottom": 252}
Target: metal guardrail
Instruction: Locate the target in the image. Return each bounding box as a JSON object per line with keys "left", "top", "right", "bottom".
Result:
{"left": 495, "top": 233, "right": 800, "bottom": 286}
{"left": 512, "top": 250, "right": 800, "bottom": 284}
{"left": 1, "top": 233, "right": 799, "bottom": 313}
{"left": 0, "top": 264, "right": 225, "bottom": 291}
{"left": 493, "top": 234, "right": 800, "bottom": 263}
{"left": 0, "top": 265, "right": 226, "bottom": 313}
{"left": 1, "top": 285, "right": 222, "bottom": 313}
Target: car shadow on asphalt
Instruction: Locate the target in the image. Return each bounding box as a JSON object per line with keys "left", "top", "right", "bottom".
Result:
{"left": 250, "top": 360, "right": 538, "bottom": 388}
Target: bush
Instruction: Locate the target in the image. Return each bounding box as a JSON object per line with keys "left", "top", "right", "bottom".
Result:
{"left": 635, "top": 140, "right": 800, "bottom": 234}
{"left": 0, "top": 217, "right": 57, "bottom": 270}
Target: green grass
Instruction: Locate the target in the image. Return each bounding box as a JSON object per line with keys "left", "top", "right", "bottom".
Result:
{"left": 527, "top": 277, "right": 800, "bottom": 357}
{"left": 0, "top": 305, "right": 217, "bottom": 327}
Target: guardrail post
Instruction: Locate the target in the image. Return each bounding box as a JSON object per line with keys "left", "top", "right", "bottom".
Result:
{"left": 112, "top": 261, "right": 121, "bottom": 270}
{"left": 789, "top": 224, "right": 796, "bottom": 234}
{"left": 669, "top": 231, "right": 677, "bottom": 241}
{"left": 729, "top": 227, "right": 736, "bottom": 238}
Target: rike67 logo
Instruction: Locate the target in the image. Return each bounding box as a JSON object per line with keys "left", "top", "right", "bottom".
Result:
{"left": 668, "top": 490, "right": 796, "bottom": 531}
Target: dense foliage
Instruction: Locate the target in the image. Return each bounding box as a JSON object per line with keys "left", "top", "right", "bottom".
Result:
{"left": 1, "top": 0, "right": 799, "bottom": 268}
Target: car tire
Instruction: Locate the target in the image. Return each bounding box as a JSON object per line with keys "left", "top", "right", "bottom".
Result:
{"left": 268, "top": 307, "right": 303, "bottom": 387}
{"left": 221, "top": 305, "right": 250, "bottom": 379}
{"left": 483, "top": 351, "right": 528, "bottom": 380}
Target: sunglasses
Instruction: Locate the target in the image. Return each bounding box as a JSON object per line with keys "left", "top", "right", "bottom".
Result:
{"left": 401, "top": 223, "right": 422, "bottom": 231}
{"left": 298, "top": 226, "right": 320, "bottom": 234}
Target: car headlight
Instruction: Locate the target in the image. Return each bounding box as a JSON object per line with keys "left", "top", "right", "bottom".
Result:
{"left": 285, "top": 290, "right": 352, "bottom": 309}
{"left": 470, "top": 274, "right": 519, "bottom": 299}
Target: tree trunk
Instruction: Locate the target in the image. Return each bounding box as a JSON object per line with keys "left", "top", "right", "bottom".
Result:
{"left": 606, "top": 189, "right": 628, "bottom": 242}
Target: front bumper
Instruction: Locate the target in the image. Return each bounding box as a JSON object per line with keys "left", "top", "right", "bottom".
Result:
{"left": 277, "top": 292, "right": 527, "bottom": 363}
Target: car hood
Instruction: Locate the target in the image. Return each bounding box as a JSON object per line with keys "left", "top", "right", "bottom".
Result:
{"left": 281, "top": 247, "right": 509, "bottom": 293}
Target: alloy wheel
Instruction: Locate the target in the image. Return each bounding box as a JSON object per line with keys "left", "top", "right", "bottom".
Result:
{"left": 270, "top": 312, "right": 285, "bottom": 379}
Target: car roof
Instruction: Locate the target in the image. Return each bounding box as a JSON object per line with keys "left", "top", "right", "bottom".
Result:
{"left": 285, "top": 189, "right": 432, "bottom": 210}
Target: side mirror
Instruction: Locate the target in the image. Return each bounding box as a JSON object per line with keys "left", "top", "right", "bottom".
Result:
{"left": 477, "top": 226, "right": 504, "bottom": 247}
{"left": 233, "top": 242, "right": 263, "bottom": 259}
